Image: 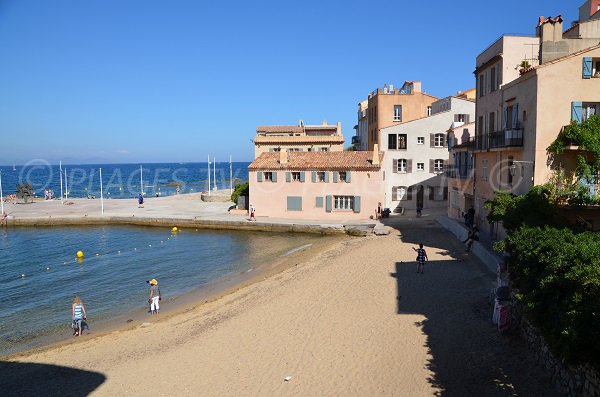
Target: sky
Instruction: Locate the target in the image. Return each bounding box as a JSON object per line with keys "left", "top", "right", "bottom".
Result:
{"left": 0, "top": 0, "right": 577, "bottom": 165}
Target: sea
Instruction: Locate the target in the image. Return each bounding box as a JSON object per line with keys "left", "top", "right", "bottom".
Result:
{"left": 0, "top": 162, "right": 327, "bottom": 357}
{"left": 0, "top": 161, "right": 250, "bottom": 198}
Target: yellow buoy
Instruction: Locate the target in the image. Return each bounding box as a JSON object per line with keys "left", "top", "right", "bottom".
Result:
{"left": 172, "top": 227, "right": 178, "bottom": 232}
{"left": 76, "top": 250, "right": 84, "bottom": 259}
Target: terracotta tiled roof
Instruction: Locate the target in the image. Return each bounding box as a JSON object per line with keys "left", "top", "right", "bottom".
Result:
{"left": 249, "top": 151, "right": 383, "bottom": 171}
{"left": 256, "top": 126, "right": 303, "bottom": 133}
{"left": 254, "top": 135, "right": 344, "bottom": 144}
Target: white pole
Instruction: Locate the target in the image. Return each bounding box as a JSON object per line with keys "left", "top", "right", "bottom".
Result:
{"left": 140, "top": 165, "right": 143, "bottom": 196}
{"left": 64, "top": 168, "right": 68, "bottom": 200}
{"left": 0, "top": 170, "right": 4, "bottom": 214}
{"left": 59, "top": 161, "right": 64, "bottom": 204}
{"left": 213, "top": 157, "right": 217, "bottom": 191}
{"left": 208, "top": 155, "right": 211, "bottom": 196}
{"left": 100, "top": 168, "right": 104, "bottom": 215}
{"left": 229, "top": 155, "right": 233, "bottom": 194}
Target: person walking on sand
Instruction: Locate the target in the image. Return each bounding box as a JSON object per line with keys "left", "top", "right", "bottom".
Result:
{"left": 249, "top": 204, "right": 256, "bottom": 221}
{"left": 72, "top": 296, "right": 87, "bottom": 336}
{"left": 137, "top": 193, "right": 144, "bottom": 208}
{"left": 413, "top": 243, "right": 428, "bottom": 274}
{"left": 148, "top": 279, "right": 161, "bottom": 315}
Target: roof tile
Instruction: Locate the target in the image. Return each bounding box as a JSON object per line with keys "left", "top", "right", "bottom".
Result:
{"left": 249, "top": 151, "right": 383, "bottom": 171}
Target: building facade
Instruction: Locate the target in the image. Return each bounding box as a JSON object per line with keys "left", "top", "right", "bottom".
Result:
{"left": 352, "top": 81, "right": 438, "bottom": 151}
{"left": 380, "top": 95, "right": 475, "bottom": 212}
{"left": 446, "top": 122, "right": 476, "bottom": 221}
{"left": 471, "top": 4, "right": 600, "bottom": 238}
{"left": 248, "top": 150, "right": 384, "bottom": 220}
{"left": 254, "top": 121, "right": 344, "bottom": 158}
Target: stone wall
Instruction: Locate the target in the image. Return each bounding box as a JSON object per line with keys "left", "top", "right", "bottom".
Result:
{"left": 511, "top": 295, "right": 600, "bottom": 396}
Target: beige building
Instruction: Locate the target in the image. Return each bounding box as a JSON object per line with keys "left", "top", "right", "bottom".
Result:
{"left": 472, "top": 3, "right": 600, "bottom": 238}
{"left": 446, "top": 121, "right": 476, "bottom": 221}
{"left": 353, "top": 81, "right": 438, "bottom": 151}
{"left": 254, "top": 121, "right": 344, "bottom": 158}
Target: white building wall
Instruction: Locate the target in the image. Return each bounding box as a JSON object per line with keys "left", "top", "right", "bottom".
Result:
{"left": 381, "top": 97, "right": 475, "bottom": 211}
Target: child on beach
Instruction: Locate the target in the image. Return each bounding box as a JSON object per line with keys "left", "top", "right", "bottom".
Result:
{"left": 413, "top": 243, "right": 428, "bottom": 274}
{"left": 249, "top": 204, "right": 256, "bottom": 221}
{"left": 148, "top": 279, "right": 161, "bottom": 315}
{"left": 72, "top": 296, "right": 87, "bottom": 336}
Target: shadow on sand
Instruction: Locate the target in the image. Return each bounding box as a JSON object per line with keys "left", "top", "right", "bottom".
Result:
{"left": 386, "top": 217, "right": 557, "bottom": 396}
{"left": 0, "top": 360, "right": 105, "bottom": 397}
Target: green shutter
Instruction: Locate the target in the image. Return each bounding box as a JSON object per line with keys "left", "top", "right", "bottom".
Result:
{"left": 315, "top": 196, "right": 323, "bottom": 208}
{"left": 272, "top": 172, "right": 277, "bottom": 182}
{"left": 353, "top": 196, "right": 361, "bottom": 213}
{"left": 300, "top": 172, "right": 305, "bottom": 182}
{"left": 285, "top": 172, "right": 291, "bottom": 182}
{"left": 325, "top": 195, "right": 332, "bottom": 212}
{"left": 324, "top": 172, "right": 330, "bottom": 183}
{"left": 257, "top": 172, "right": 263, "bottom": 182}
{"left": 572, "top": 102, "right": 583, "bottom": 122}
{"left": 312, "top": 171, "right": 316, "bottom": 183}
{"left": 346, "top": 172, "right": 351, "bottom": 183}
{"left": 287, "top": 196, "right": 302, "bottom": 211}
{"left": 333, "top": 171, "right": 339, "bottom": 183}
{"left": 583, "top": 57, "right": 593, "bottom": 79}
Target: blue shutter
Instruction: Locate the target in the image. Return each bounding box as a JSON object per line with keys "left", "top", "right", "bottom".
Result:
{"left": 324, "top": 172, "right": 329, "bottom": 183}
{"left": 572, "top": 102, "right": 583, "bottom": 123}
{"left": 325, "top": 195, "right": 332, "bottom": 212}
{"left": 257, "top": 172, "right": 263, "bottom": 182}
{"left": 583, "top": 57, "right": 593, "bottom": 79}
{"left": 353, "top": 196, "right": 361, "bottom": 213}
{"left": 311, "top": 171, "right": 316, "bottom": 183}
{"left": 512, "top": 104, "right": 519, "bottom": 129}
{"left": 333, "top": 171, "right": 339, "bottom": 183}
{"left": 272, "top": 172, "right": 277, "bottom": 182}
{"left": 315, "top": 196, "right": 323, "bottom": 208}
{"left": 287, "top": 196, "right": 302, "bottom": 211}
{"left": 346, "top": 171, "right": 351, "bottom": 183}
{"left": 285, "top": 172, "right": 291, "bottom": 182}
{"left": 300, "top": 172, "right": 305, "bottom": 182}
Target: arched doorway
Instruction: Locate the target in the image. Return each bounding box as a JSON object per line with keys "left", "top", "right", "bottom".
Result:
{"left": 416, "top": 185, "right": 424, "bottom": 209}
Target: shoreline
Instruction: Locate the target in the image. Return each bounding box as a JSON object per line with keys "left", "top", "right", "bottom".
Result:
{"left": 2, "top": 233, "right": 352, "bottom": 360}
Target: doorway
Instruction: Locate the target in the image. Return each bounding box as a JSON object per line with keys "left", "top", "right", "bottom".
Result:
{"left": 417, "top": 185, "right": 424, "bottom": 209}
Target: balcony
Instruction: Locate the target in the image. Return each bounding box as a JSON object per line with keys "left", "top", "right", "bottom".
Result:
{"left": 445, "top": 165, "right": 473, "bottom": 179}
{"left": 475, "top": 129, "right": 524, "bottom": 151}
{"left": 351, "top": 136, "right": 361, "bottom": 145}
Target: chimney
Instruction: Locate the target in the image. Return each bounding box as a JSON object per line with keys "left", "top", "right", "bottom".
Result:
{"left": 372, "top": 144, "right": 380, "bottom": 165}
{"left": 322, "top": 120, "right": 328, "bottom": 126}
{"left": 336, "top": 121, "right": 342, "bottom": 135}
{"left": 279, "top": 149, "right": 288, "bottom": 164}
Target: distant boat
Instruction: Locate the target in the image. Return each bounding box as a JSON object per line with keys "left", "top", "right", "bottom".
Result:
{"left": 12, "top": 165, "right": 16, "bottom": 171}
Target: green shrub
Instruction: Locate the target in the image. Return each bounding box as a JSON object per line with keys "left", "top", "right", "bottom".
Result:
{"left": 230, "top": 181, "right": 249, "bottom": 204}
{"left": 504, "top": 226, "right": 600, "bottom": 368}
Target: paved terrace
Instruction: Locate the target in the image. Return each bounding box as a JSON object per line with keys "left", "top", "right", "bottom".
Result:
{"left": 1, "top": 193, "right": 377, "bottom": 234}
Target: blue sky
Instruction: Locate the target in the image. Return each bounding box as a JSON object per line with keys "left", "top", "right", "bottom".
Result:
{"left": 0, "top": 0, "right": 575, "bottom": 164}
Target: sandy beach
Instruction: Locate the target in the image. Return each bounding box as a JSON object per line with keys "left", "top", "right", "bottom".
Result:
{"left": 1, "top": 218, "right": 558, "bottom": 396}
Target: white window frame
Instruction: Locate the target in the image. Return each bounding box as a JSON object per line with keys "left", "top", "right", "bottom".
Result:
{"left": 393, "top": 105, "right": 402, "bottom": 121}
{"left": 334, "top": 196, "right": 354, "bottom": 211}
{"left": 291, "top": 172, "right": 301, "bottom": 182}
{"left": 434, "top": 133, "right": 445, "bottom": 148}
{"left": 417, "top": 162, "right": 424, "bottom": 171}
{"left": 582, "top": 102, "right": 600, "bottom": 121}
{"left": 396, "top": 186, "right": 407, "bottom": 201}
{"left": 434, "top": 159, "right": 444, "bottom": 173}
{"left": 417, "top": 137, "right": 425, "bottom": 145}
{"left": 397, "top": 159, "right": 407, "bottom": 173}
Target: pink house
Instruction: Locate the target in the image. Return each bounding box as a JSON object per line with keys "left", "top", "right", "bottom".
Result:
{"left": 248, "top": 150, "right": 384, "bottom": 220}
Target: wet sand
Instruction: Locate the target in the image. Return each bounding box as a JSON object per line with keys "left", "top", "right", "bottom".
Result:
{"left": 1, "top": 221, "right": 558, "bottom": 396}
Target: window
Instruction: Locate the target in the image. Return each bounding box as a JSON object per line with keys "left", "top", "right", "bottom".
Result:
{"left": 291, "top": 172, "right": 301, "bottom": 181}
{"left": 454, "top": 114, "right": 470, "bottom": 123}
{"left": 334, "top": 196, "right": 354, "bottom": 210}
{"left": 388, "top": 134, "right": 407, "bottom": 150}
{"left": 397, "top": 159, "right": 407, "bottom": 172}
{"left": 490, "top": 66, "right": 496, "bottom": 92}
{"left": 319, "top": 147, "right": 329, "bottom": 152}
{"left": 272, "top": 147, "right": 281, "bottom": 152}
{"left": 264, "top": 172, "right": 273, "bottom": 181}
{"left": 339, "top": 171, "right": 347, "bottom": 182}
{"left": 583, "top": 102, "right": 600, "bottom": 121}
{"left": 434, "top": 133, "right": 445, "bottom": 147}
{"left": 482, "top": 159, "right": 489, "bottom": 181}
{"left": 287, "top": 148, "right": 301, "bottom": 152}
{"left": 317, "top": 171, "right": 326, "bottom": 182}
{"left": 417, "top": 162, "right": 424, "bottom": 171}
{"left": 427, "top": 106, "right": 432, "bottom": 116}
{"left": 394, "top": 105, "right": 402, "bottom": 121}
{"left": 478, "top": 74, "right": 485, "bottom": 97}
{"left": 417, "top": 137, "right": 424, "bottom": 145}
{"left": 393, "top": 186, "right": 407, "bottom": 201}
{"left": 505, "top": 104, "right": 518, "bottom": 129}
{"left": 434, "top": 159, "right": 444, "bottom": 173}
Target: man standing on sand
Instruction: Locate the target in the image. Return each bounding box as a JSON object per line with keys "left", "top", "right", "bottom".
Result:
{"left": 148, "top": 279, "right": 161, "bottom": 315}
{"left": 413, "top": 243, "right": 428, "bottom": 274}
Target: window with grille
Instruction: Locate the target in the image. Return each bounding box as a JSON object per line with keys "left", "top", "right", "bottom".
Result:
{"left": 394, "top": 105, "right": 402, "bottom": 121}
{"left": 334, "top": 196, "right": 354, "bottom": 210}
{"left": 417, "top": 163, "right": 424, "bottom": 171}
{"left": 417, "top": 137, "right": 424, "bottom": 145}
{"left": 397, "top": 159, "right": 407, "bottom": 172}
{"left": 434, "top": 133, "right": 445, "bottom": 147}
{"left": 434, "top": 159, "right": 444, "bottom": 172}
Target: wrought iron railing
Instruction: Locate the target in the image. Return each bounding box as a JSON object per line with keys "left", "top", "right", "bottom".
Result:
{"left": 489, "top": 129, "right": 524, "bottom": 148}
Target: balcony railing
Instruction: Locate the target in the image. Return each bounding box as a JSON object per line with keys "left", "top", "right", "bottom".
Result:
{"left": 476, "top": 129, "right": 524, "bottom": 150}
{"left": 445, "top": 165, "right": 473, "bottom": 179}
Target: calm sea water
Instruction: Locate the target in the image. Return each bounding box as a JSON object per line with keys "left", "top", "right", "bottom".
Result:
{"left": 0, "top": 162, "right": 250, "bottom": 198}
{"left": 0, "top": 226, "right": 324, "bottom": 356}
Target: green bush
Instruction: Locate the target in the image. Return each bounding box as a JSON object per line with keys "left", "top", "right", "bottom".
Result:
{"left": 230, "top": 181, "right": 249, "bottom": 204}
{"left": 504, "top": 226, "right": 600, "bottom": 368}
